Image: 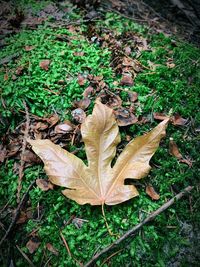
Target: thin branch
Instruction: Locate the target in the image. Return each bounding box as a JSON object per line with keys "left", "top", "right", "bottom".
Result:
{"left": 0, "top": 180, "right": 36, "bottom": 247}
{"left": 17, "top": 101, "right": 30, "bottom": 203}
{"left": 84, "top": 185, "right": 194, "bottom": 267}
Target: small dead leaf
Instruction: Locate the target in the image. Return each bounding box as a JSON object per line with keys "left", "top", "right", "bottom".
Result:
{"left": 120, "top": 75, "right": 134, "bottom": 86}
{"left": 77, "top": 74, "right": 85, "bottom": 86}
{"left": 22, "top": 150, "right": 41, "bottom": 163}
{"left": 4, "top": 73, "right": 9, "bottom": 81}
{"left": 169, "top": 138, "right": 192, "bottom": 167}
{"left": 15, "top": 66, "right": 24, "bottom": 76}
{"left": 124, "top": 46, "right": 131, "bottom": 55}
{"left": 36, "top": 179, "right": 54, "bottom": 191}
{"left": 73, "top": 98, "right": 91, "bottom": 110}
{"left": 153, "top": 113, "right": 169, "bottom": 121}
{"left": 29, "top": 101, "right": 168, "bottom": 205}
{"left": 83, "top": 86, "right": 94, "bottom": 98}
{"left": 0, "top": 145, "right": 6, "bottom": 163}
{"left": 169, "top": 138, "right": 182, "bottom": 159}
{"left": 24, "top": 46, "right": 35, "bottom": 51}
{"left": 128, "top": 91, "right": 138, "bottom": 103}
{"left": 46, "top": 243, "right": 59, "bottom": 256}
{"left": 146, "top": 185, "right": 160, "bottom": 200}
{"left": 47, "top": 114, "right": 59, "bottom": 127}
{"left": 39, "top": 60, "right": 51, "bottom": 71}
{"left": 54, "top": 121, "right": 74, "bottom": 133}
{"left": 26, "top": 237, "right": 41, "bottom": 254}
{"left": 172, "top": 114, "right": 188, "bottom": 126}
{"left": 99, "top": 90, "right": 122, "bottom": 108}
{"left": 73, "top": 51, "right": 84, "bottom": 56}
{"left": 115, "top": 108, "right": 138, "bottom": 126}
{"left": 71, "top": 108, "right": 86, "bottom": 123}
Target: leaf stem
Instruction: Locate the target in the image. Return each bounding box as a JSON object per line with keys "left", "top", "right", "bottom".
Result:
{"left": 101, "top": 204, "right": 119, "bottom": 237}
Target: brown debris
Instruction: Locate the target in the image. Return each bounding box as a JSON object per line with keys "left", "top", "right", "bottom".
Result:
{"left": 26, "top": 237, "right": 41, "bottom": 254}
{"left": 71, "top": 108, "right": 86, "bottom": 123}
{"left": 146, "top": 185, "right": 160, "bottom": 200}
{"left": 169, "top": 138, "right": 192, "bottom": 167}
{"left": 36, "top": 179, "right": 54, "bottom": 191}
{"left": 73, "top": 97, "right": 91, "bottom": 110}
{"left": 120, "top": 75, "right": 134, "bottom": 86}
{"left": 114, "top": 107, "right": 138, "bottom": 126}
{"left": 39, "top": 60, "right": 51, "bottom": 71}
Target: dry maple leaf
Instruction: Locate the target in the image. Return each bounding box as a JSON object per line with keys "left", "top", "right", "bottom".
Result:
{"left": 29, "top": 101, "right": 168, "bottom": 205}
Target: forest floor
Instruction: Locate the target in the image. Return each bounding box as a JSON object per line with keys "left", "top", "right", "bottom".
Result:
{"left": 0, "top": 0, "right": 200, "bottom": 266}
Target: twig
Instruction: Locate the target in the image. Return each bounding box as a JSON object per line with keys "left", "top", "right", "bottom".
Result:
{"left": 16, "top": 245, "right": 35, "bottom": 267}
{"left": 0, "top": 180, "right": 36, "bottom": 247}
{"left": 17, "top": 101, "right": 30, "bottom": 203}
{"left": 84, "top": 185, "right": 194, "bottom": 267}
{"left": 60, "top": 232, "right": 72, "bottom": 257}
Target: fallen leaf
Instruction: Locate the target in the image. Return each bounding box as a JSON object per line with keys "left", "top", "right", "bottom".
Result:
{"left": 26, "top": 237, "right": 41, "bottom": 254}
{"left": 114, "top": 108, "right": 138, "bottom": 126}
{"left": 46, "top": 243, "right": 59, "bottom": 256}
{"left": 146, "top": 185, "right": 160, "bottom": 200}
{"left": 83, "top": 86, "right": 94, "bottom": 98}
{"left": 36, "top": 179, "right": 54, "bottom": 191}
{"left": 153, "top": 113, "right": 169, "bottom": 121}
{"left": 0, "top": 145, "right": 6, "bottom": 163}
{"left": 15, "top": 66, "right": 24, "bottom": 76}
{"left": 24, "top": 45, "right": 35, "bottom": 51}
{"left": 71, "top": 108, "right": 86, "bottom": 123}
{"left": 169, "top": 138, "right": 192, "bottom": 167}
{"left": 54, "top": 121, "right": 74, "bottom": 134}
{"left": 172, "top": 114, "right": 188, "bottom": 126}
{"left": 169, "top": 138, "right": 182, "bottom": 159}
{"left": 47, "top": 114, "right": 59, "bottom": 127}
{"left": 128, "top": 91, "right": 138, "bottom": 103}
{"left": 73, "top": 51, "right": 84, "bottom": 56}
{"left": 120, "top": 75, "right": 134, "bottom": 86}
{"left": 73, "top": 98, "right": 91, "bottom": 110}
{"left": 29, "top": 101, "right": 168, "bottom": 205}
{"left": 39, "top": 60, "right": 51, "bottom": 71}
{"left": 77, "top": 74, "right": 85, "bottom": 86}
{"left": 99, "top": 90, "right": 122, "bottom": 108}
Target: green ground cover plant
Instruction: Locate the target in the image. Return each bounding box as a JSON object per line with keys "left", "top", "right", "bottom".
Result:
{"left": 0, "top": 1, "right": 200, "bottom": 266}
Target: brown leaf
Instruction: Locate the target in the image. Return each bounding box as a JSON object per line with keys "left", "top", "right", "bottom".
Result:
{"left": 24, "top": 45, "right": 35, "bottom": 51}
{"left": 169, "top": 138, "right": 192, "bottom": 167}
{"left": 26, "top": 237, "right": 41, "bottom": 254}
{"left": 83, "top": 86, "right": 94, "bottom": 98}
{"left": 0, "top": 145, "right": 6, "bottom": 163}
{"left": 36, "top": 179, "right": 54, "bottom": 191}
{"left": 54, "top": 121, "right": 74, "bottom": 134}
{"left": 47, "top": 114, "right": 59, "bottom": 127}
{"left": 73, "top": 98, "right": 91, "bottom": 110}
{"left": 128, "top": 91, "right": 138, "bottom": 103}
{"left": 146, "top": 185, "right": 160, "bottom": 200}
{"left": 46, "top": 243, "right": 59, "bottom": 256}
{"left": 120, "top": 75, "right": 134, "bottom": 86}
{"left": 71, "top": 108, "right": 86, "bottom": 123}
{"left": 172, "top": 114, "right": 188, "bottom": 126}
{"left": 77, "top": 74, "right": 85, "bottom": 86}
{"left": 99, "top": 90, "right": 122, "bottom": 108}
{"left": 22, "top": 150, "right": 41, "bottom": 163}
{"left": 115, "top": 108, "right": 138, "bottom": 126}
{"left": 169, "top": 138, "right": 182, "bottom": 159}
{"left": 29, "top": 101, "right": 168, "bottom": 205}
{"left": 153, "top": 113, "right": 169, "bottom": 121}
{"left": 39, "top": 60, "right": 51, "bottom": 71}
{"left": 15, "top": 66, "right": 24, "bottom": 76}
